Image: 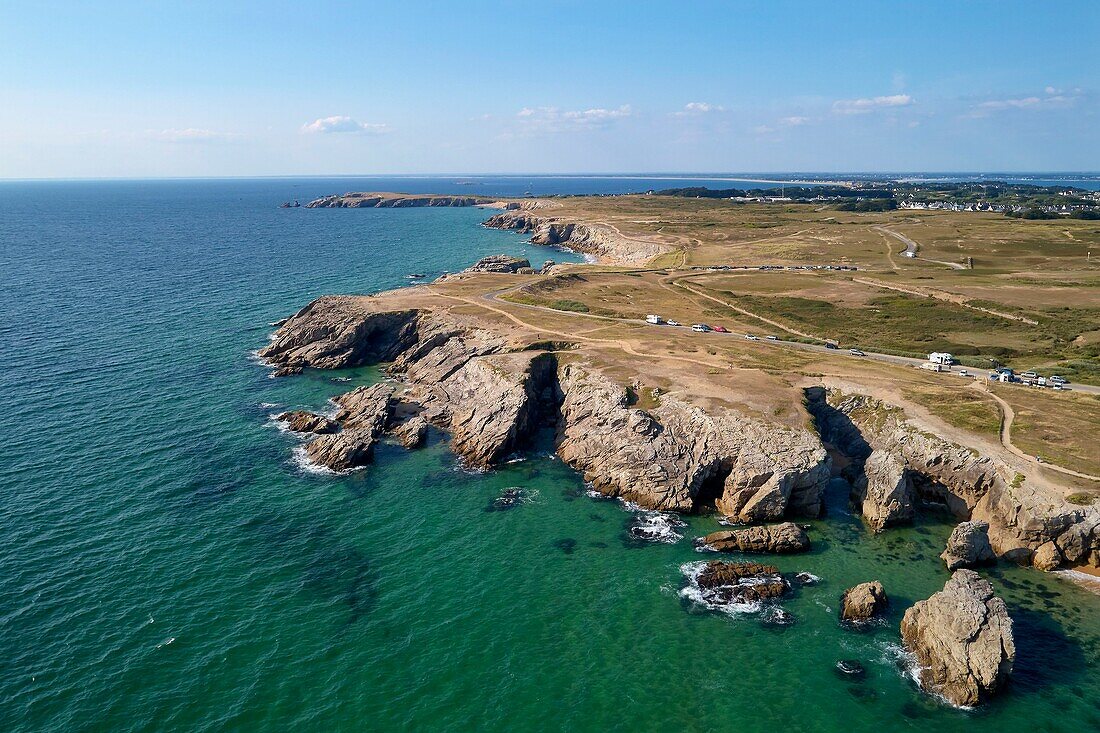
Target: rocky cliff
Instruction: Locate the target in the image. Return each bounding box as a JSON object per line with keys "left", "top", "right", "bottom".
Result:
{"left": 261, "top": 296, "right": 830, "bottom": 516}
{"left": 482, "top": 210, "right": 670, "bottom": 265}
{"left": 806, "top": 387, "right": 1100, "bottom": 569}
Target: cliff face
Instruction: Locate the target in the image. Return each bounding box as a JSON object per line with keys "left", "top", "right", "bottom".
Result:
{"left": 305, "top": 193, "right": 491, "bottom": 208}
{"left": 807, "top": 387, "right": 1100, "bottom": 569}
{"left": 482, "top": 210, "right": 670, "bottom": 265}
{"left": 262, "top": 297, "right": 829, "bottom": 517}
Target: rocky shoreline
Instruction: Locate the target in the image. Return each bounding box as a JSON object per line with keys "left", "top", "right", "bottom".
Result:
{"left": 258, "top": 201, "right": 1099, "bottom": 709}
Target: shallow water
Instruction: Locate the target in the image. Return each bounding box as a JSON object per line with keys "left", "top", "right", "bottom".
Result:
{"left": 1, "top": 179, "right": 1098, "bottom": 733}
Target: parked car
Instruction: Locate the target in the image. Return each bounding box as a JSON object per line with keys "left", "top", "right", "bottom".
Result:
{"left": 1050, "top": 375, "right": 1067, "bottom": 384}
{"left": 712, "top": 325, "right": 729, "bottom": 333}
{"left": 958, "top": 369, "right": 969, "bottom": 376}
{"left": 745, "top": 334, "right": 759, "bottom": 341}
{"left": 1021, "top": 371, "right": 1038, "bottom": 379}
{"left": 666, "top": 320, "right": 682, "bottom": 327}
{"left": 849, "top": 348, "right": 865, "bottom": 356}
{"left": 825, "top": 342, "right": 839, "bottom": 350}
{"left": 766, "top": 335, "right": 778, "bottom": 341}
{"left": 691, "top": 323, "right": 711, "bottom": 332}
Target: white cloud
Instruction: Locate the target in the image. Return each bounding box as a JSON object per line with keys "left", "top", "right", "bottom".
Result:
{"left": 832, "top": 94, "right": 914, "bottom": 114}
{"left": 301, "top": 116, "right": 390, "bottom": 134}
{"left": 515, "top": 105, "right": 632, "bottom": 132}
{"left": 151, "top": 128, "right": 240, "bottom": 143}
{"left": 967, "top": 89, "right": 1081, "bottom": 118}
{"left": 779, "top": 116, "right": 810, "bottom": 126}
{"left": 676, "top": 101, "right": 725, "bottom": 116}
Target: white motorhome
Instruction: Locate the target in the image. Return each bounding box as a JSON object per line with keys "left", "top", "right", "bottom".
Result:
{"left": 928, "top": 352, "right": 954, "bottom": 365}
{"left": 645, "top": 314, "right": 662, "bottom": 324}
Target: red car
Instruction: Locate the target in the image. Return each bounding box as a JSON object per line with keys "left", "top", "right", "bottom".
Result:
{"left": 711, "top": 325, "right": 729, "bottom": 333}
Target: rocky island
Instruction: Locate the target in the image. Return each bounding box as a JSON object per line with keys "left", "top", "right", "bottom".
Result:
{"left": 261, "top": 190, "right": 1100, "bottom": 707}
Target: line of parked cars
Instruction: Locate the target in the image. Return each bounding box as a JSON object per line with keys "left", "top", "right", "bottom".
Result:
{"left": 989, "top": 367, "right": 1068, "bottom": 390}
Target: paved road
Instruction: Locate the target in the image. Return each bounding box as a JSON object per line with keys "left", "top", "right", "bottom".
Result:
{"left": 874, "top": 225, "right": 967, "bottom": 270}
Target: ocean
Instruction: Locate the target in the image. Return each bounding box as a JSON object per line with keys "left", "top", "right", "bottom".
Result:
{"left": 1, "top": 177, "right": 1098, "bottom": 732}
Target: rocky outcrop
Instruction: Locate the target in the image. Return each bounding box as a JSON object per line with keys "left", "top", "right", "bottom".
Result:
{"left": 260, "top": 297, "right": 420, "bottom": 371}
{"left": 853, "top": 451, "right": 914, "bottom": 532}
{"left": 391, "top": 416, "right": 428, "bottom": 449}
{"left": 262, "top": 297, "right": 830, "bottom": 518}
{"left": 941, "top": 520, "right": 997, "bottom": 570}
{"left": 694, "top": 561, "right": 788, "bottom": 604}
{"left": 806, "top": 387, "right": 1100, "bottom": 569}
{"left": 302, "top": 384, "right": 396, "bottom": 471}
{"left": 698, "top": 522, "right": 810, "bottom": 554}
{"left": 461, "top": 255, "right": 531, "bottom": 274}
{"left": 483, "top": 210, "right": 670, "bottom": 265}
{"left": 305, "top": 193, "right": 491, "bottom": 208}
{"left": 277, "top": 410, "right": 337, "bottom": 434}
{"left": 901, "top": 570, "right": 1015, "bottom": 707}
{"left": 557, "top": 364, "right": 830, "bottom": 515}
{"left": 840, "top": 581, "right": 888, "bottom": 622}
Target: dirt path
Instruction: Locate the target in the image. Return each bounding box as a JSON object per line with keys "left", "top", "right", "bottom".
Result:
{"left": 429, "top": 287, "right": 736, "bottom": 373}
{"left": 852, "top": 277, "right": 1039, "bottom": 325}
{"left": 667, "top": 274, "right": 824, "bottom": 340}
{"left": 975, "top": 383, "right": 1100, "bottom": 482}
{"left": 873, "top": 225, "right": 967, "bottom": 270}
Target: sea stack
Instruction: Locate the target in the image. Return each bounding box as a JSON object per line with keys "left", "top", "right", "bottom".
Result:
{"left": 901, "top": 570, "right": 1015, "bottom": 707}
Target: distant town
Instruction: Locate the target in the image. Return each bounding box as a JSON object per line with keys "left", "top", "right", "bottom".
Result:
{"left": 648, "top": 181, "right": 1100, "bottom": 219}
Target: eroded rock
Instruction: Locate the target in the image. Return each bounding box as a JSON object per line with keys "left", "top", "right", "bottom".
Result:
{"left": 277, "top": 410, "right": 338, "bottom": 434}
{"left": 941, "top": 520, "right": 996, "bottom": 570}
{"left": 840, "top": 581, "right": 888, "bottom": 622}
{"left": 900, "top": 570, "right": 1015, "bottom": 707}
{"left": 698, "top": 522, "right": 810, "bottom": 554}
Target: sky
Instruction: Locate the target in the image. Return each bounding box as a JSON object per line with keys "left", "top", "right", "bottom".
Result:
{"left": 1, "top": 0, "right": 1098, "bottom": 178}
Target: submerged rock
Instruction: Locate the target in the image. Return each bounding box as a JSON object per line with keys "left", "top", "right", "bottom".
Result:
{"left": 487, "top": 487, "right": 526, "bottom": 512}
{"left": 900, "top": 570, "right": 1015, "bottom": 707}
{"left": 941, "top": 520, "right": 996, "bottom": 570}
{"left": 835, "top": 660, "right": 866, "bottom": 679}
{"left": 681, "top": 560, "right": 789, "bottom": 612}
{"left": 626, "top": 511, "right": 686, "bottom": 544}
{"left": 698, "top": 522, "right": 810, "bottom": 554}
{"left": 277, "top": 410, "right": 338, "bottom": 434}
{"left": 840, "top": 581, "right": 888, "bottom": 622}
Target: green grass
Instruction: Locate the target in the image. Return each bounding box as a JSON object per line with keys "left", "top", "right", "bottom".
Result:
{"left": 1067, "top": 492, "right": 1099, "bottom": 506}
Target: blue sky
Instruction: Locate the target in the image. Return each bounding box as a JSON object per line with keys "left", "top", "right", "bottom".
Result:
{"left": 1, "top": 0, "right": 1097, "bottom": 177}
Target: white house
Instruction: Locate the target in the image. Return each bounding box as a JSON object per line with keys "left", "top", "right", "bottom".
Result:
{"left": 928, "top": 352, "right": 954, "bottom": 365}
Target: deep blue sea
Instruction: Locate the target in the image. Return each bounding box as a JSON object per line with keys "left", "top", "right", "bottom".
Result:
{"left": 2, "top": 177, "right": 1099, "bottom": 733}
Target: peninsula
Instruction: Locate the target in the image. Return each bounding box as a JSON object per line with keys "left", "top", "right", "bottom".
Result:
{"left": 264, "top": 189, "right": 1100, "bottom": 705}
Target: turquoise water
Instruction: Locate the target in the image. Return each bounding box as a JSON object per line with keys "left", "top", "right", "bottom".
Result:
{"left": 2, "top": 179, "right": 1099, "bottom": 732}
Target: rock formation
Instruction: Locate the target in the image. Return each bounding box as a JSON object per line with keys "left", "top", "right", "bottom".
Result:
{"left": 901, "top": 570, "right": 1015, "bottom": 707}
{"left": 941, "top": 520, "right": 997, "bottom": 570}
{"left": 694, "top": 561, "right": 788, "bottom": 604}
{"left": 461, "top": 255, "right": 531, "bottom": 274}
{"left": 806, "top": 387, "right": 1099, "bottom": 569}
{"left": 391, "top": 416, "right": 428, "bottom": 449}
{"left": 262, "top": 298, "right": 831, "bottom": 516}
{"left": 302, "top": 384, "right": 396, "bottom": 471}
{"left": 276, "top": 410, "right": 338, "bottom": 434}
{"left": 840, "top": 581, "right": 888, "bottom": 622}
{"left": 698, "top": 522, "right": 810, "bottom": 554}
{"left": 483, "top": 210, "right": 671, "bottom": 264}
{"left": 852, "top": 451, "right": 914, "bottom": 532}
